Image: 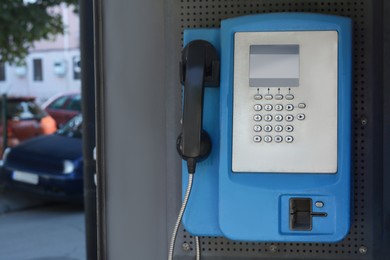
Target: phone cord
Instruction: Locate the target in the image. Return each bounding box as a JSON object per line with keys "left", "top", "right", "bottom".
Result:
{"left": 195, "top": 236, "right": 200, "bottom": 260}
{"left": 168, "top": 174, "right": 200, "bottom": 260}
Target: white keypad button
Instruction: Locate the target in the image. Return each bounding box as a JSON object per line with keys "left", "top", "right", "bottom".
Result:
{"left": 285, "top": 136, "right": 294, "bottom": 143}
{"left": 275, "top": 94, "right": 283, "bottom": 100}
{"left": 285, "top": 115, "right": 294, "bottom": 122}
{"left": 274, "top": 135, "right": 283, "bottom": 143}
{"left": 275, "top": 104, "right": 283, "bottom": 111}
{"left": 254, "top": 94, "right": 263, "bottom": 100}
{"left": 264, "top": 94, "right": 273, "bottom": 100}
{"left": 286, "top": 104, "right": 294, "bottom": 111}
{"left": 274, "top": 125, "right": 283, "bottom": 132}
{"left": 264, "top": 125, "right": 273, "bottom": 132}
{"left": 253, "top": 135, "right": 262, "bottom": 142}
{"left": 254, "top": 104, "right": 262, "bottom": 111}
{"left": 298, "top": 103, "right": 306, "bottom": 109}
{"left": 253, "top": 114, "right": 262, "bottom": 121}
{"left": 264, "top": 135, "right": 272, "bottom": 143}
{"left": 285, "top": 94, "right": 294, "bottom": 100}
{"left": 275, "top": 114, "right": 283, "bottom": 122}
{"left": 253, "top": 125, "right": 262, "bottom": 132}
{"left": 297, "top": 113, "right": 305, "bottom": 120}
{"left": 264, "top": 115, "right": 273, "bottom": 122}
{"left": 264, "top": 104, "right": 273, "bottom": 111}
{"left": 286, "top": 125, "right": 294, "bottom": 132}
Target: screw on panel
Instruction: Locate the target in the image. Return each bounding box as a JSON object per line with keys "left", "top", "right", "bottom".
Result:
{"left": 269, "top": 245, "right": 278, "bottom": 253}
{"left": 361, "top": 117, "right": 367, "bottom": 125}
{"left": 182, "top": 242, "right": 190, "bottom": 251}
{"left": 359, "top": 246, "right": 368, "bottom": 254}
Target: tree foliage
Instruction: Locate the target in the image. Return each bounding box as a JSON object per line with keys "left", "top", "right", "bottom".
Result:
{"left": 0, "top": 0, "right": 78, "bottom": 65}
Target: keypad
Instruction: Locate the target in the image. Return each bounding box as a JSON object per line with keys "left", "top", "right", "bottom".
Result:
{"left": 254, "top": 104, "right": 262, "bottom": 111}
{"left": 297, "top": 113, "right": 305, "bottom": 120}
{"left": 275, "top": 94, "right": 283, "bottom": 100}
{"left": 274, "top": 135, "right": 283, "bottom": 143}
{"left": 275, "top": 114, "right": 283, "bottom": 122}
{"left": 253, "top": 125, "right": 262, "bottom": 132}
{"left": 286, "top": 125, "right": 294, "bottom": 132}
{"left": 254, "top": 94, "right": 263, "bottom": 100}
{"left": 286, "top": 104, "right": 294, "bottom": 111}
{"left": 264, "top": 104, "right": 273, "bottom": 111}
{"left": 298, "top": 103, "right": 306, "bottom": 109}
{"left": 264, "top": 115, "right": 273, "bottom": 122}
{"left": 285, "top": 115, "right": 294, "bottom": 122}
{"left": 251, "top": 93, "right": 306, "bottom": 143}
{"left": 275, "top": 104, "right": 283, "bottom": 111}
{"left": 285, "top": 94, "right": 294, "bottom": 100}
{"left": 254, "top": 135, "right": 262, "bottom": 142}
{"left": 254, "top": 114, "right": 262, "bottom": 121}
{"left": 264, "top": 125, "right": 273, "bottom": 132}
{"left": 275, "top": 125, "right": 283, "bottom": 132}
{"left": 264, "top": 135, "right": 272, "bottom": 143}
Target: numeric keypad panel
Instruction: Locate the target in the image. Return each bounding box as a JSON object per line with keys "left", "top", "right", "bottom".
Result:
{"left": 233, "top": 30, "right": 338, "bottom": 173}
{"left": 251, "top": 97, "right": 306, "bottom": 144}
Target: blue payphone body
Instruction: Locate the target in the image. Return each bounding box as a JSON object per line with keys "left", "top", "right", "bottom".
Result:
{"left": 181, "top": 13, "right": 352, "bottom": 242}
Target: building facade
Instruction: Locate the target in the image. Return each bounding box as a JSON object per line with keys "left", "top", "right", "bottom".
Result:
{"left": 0, "top": 4, "right": 80, "bottom": 104}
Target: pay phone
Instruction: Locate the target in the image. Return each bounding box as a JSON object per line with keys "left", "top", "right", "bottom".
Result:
{"left": 175, "top": 13, "right": 352, "bottom": 244}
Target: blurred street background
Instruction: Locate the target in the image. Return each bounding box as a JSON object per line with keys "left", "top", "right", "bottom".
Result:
{"left": 0, "top": 1, "right": 89, "bottom": 259}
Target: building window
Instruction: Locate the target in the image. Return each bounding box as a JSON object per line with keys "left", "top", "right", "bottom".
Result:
{"left": 33, "top": 59, "right": 43, "bottom": 81}
{"left": 73, "top": 56, "right": 81, "bottom": 80}
{"left": 0, "top": 63, "right": 5, "bottom": 81}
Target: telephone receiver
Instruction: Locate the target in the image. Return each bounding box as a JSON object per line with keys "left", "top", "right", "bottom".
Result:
{"left": 176, "top": 40, "right": 220, "bottom": 173}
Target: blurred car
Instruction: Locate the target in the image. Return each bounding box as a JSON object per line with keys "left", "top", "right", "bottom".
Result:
{"left": 41, "top": 92, "right": 81, "bottom": 127}
{"left": 0, "top": 114, "right": 83, "bottom": 202}
{"left": 0, "top": 96, "right": 57, "bottom": 156}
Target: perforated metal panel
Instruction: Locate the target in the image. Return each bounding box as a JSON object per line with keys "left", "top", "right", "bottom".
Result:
{"left": 166, "top": 0, "right": 383, "bottom": 259}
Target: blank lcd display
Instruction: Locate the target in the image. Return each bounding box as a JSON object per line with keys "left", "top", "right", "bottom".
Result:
{"left": 249, "top": 45, "right": 300, "bottom": 87}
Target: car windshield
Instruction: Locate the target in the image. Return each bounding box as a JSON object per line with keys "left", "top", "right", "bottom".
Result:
{"left": 56, "top": 114, "right": 82, "bottom": 138}
{"left": 0, "top": 100, "right": 47, "bottom": 120}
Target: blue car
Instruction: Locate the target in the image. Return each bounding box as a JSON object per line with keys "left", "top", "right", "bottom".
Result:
{"left": 0, "top": 114, "right": 83, "bottom": 202}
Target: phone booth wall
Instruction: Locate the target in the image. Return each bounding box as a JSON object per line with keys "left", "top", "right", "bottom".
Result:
{"left": 95, "top": 0, "right": 390, "bottom": 259}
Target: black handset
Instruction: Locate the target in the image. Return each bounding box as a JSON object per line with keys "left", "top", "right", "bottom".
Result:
{"left": 176, "top": 40, "right": 220, "bottom": 174}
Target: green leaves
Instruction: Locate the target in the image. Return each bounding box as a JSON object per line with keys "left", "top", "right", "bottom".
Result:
{"left": 0, "top": 0, "right": 78, "bottom": 65}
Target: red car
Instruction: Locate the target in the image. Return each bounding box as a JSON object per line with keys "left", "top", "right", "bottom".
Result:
{"left": 42, "top": 92, "right": 81, "bottom": 127}
{"left": 0, "top": 97, "right": 57, "bottom": 156}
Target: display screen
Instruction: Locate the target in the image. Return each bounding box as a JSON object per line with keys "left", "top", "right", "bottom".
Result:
{"left": 249, "top": 45, "right": 300, "bottom": 87}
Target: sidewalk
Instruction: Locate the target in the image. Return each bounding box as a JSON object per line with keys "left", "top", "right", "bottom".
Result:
{"left": 0, "top": 203, "right": 86, "bottom": 260}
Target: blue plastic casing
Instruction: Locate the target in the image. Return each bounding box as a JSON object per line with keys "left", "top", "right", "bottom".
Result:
{"left": 182, "top": 13, "right": 352, "bottom": 242}
{"left": 182, "top": 29, "right": 223, "bottom": 236}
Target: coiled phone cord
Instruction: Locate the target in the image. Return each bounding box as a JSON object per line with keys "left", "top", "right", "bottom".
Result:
{"left": 168, "top": 174, "right": 200, "bottom": 260}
